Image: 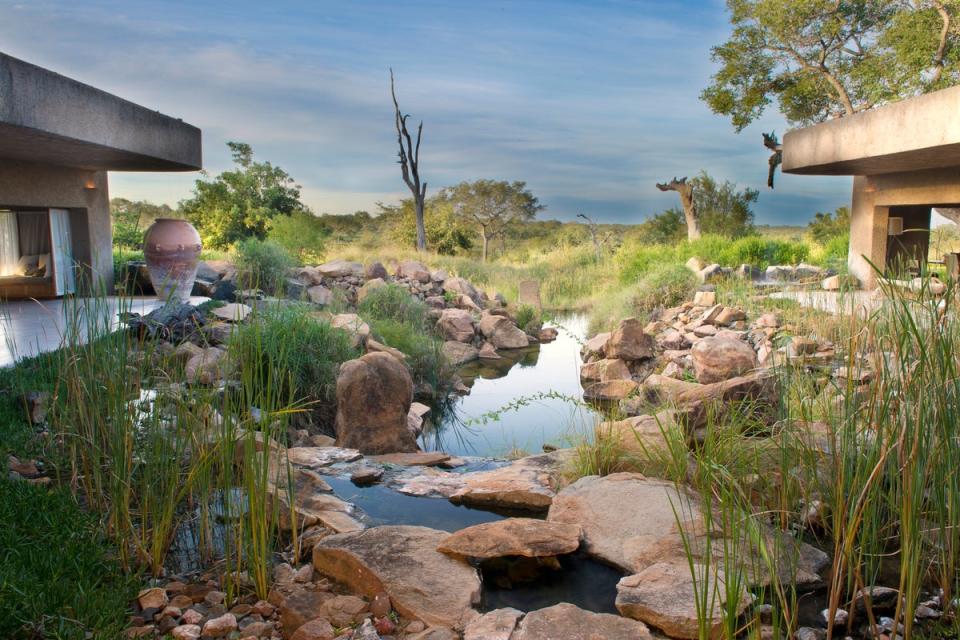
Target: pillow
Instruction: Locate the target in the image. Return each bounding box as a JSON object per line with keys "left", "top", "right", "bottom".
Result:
{"left": 24, "top": 264, "right": 46, "bottom": 278}
{"left": 37, "top": 253, "right": 50, "bottom": 270}
{"left": 16, "top": 254, "right": 39, "bottom": 276}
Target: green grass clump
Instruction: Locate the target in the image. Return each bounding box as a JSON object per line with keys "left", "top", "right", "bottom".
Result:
{"left": 234, "top": 238, "right": 296, "bottom": 293}
{"left": 0, "top": 480, "right": 137, "bottom": 640}
{"left": 358, "top": 283, "right": 430, "bottom": 328}
{"left": 231, "top": 303, "right": 359, "bottom": 429}
{"left": 590, "top": 263, "right": 697, "bottom": 332}
{"left": 514, "top": 304, "right": 541, "bottom": 333}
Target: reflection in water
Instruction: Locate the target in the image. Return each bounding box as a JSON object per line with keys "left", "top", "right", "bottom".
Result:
{"left": 422, "top": 314, "right": 601, "bottom": 457}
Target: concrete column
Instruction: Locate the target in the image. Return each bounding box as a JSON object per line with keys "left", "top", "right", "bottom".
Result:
{"left": 848, "top": 176, "right": 888, "bottom": 289}
{"left": 85, "top": 171, "right": 114, "bottom": 294}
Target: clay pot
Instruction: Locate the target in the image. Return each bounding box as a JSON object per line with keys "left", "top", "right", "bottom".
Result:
{"left": 142, "top": 219, "right": 202, "bottom": 303}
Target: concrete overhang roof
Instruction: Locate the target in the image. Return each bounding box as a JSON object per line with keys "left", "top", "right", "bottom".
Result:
{"left": 782, "top": 84, "right": 960, "bottom": 177}
{"left": 0, "top": 52, "right": 201, "bottom": 172}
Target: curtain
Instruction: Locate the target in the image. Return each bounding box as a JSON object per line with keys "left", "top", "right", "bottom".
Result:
{"left": 17, "top": 212, "right": 51, "bottom": 256}
{"left": 49, "top": 208, "right": 76, "bottom": 295}
{"left": 0, "top": 211, "right": 19, "bottom": 276}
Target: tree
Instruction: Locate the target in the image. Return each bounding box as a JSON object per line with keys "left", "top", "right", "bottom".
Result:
{"left": 381, "top": 197, "right": 473, "bottom": 255}
{"left": 110, "top": 198, "right": 174, "bottom": 250}
{"left": 808, "top": 206, "right": 851, "bottom": 244}
{"left": 636, "top": 208, "right": 687, "bottom": 245}
{"left": 656, "top": 177, "right": 701, "bottom": 240}
{"left": 657, "top": 172, "right": 757, "bottom": 240}
{"left": 576, "top": 213, "right": 614, "bottom": 262}
{"left": 179, "top": 142, "right": 305, "bottom": 249}
{"left": 702, "top": 1, "right": 960, "bottom": 132}
{"left": 267, "top": 210, "right": 331, "bottom": 264}
{"left": 442, "top": 180, "right": 544, "bottom": 262}
{"left": 390, "top": 70, "right": 428, "bottom": 252}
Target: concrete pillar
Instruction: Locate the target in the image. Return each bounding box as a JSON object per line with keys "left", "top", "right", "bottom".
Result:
{"left": 86, "top": 170, "right": 114, "bottom": 294}
{"left": 848, "top": 176, "right": 889, "bottom": 289}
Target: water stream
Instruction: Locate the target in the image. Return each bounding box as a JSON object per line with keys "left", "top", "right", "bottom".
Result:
{"left": 422, "top": 314, "right": 601, "bottom": 457}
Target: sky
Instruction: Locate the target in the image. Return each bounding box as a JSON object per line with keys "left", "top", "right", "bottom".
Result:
{"left": 0, "top": 0, "right": 854, "bottom": 225}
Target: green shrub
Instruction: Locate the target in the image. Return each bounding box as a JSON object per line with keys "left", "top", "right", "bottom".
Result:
{"left": 633, "top": 263, "right": 698, "bottom": 314}
{"left": 822, "top": 232, "right": 849, "bottom": 267}
{"left": 230, "top": 304, "right": 359, "bottom": 430}
{"left": 267, "top": 210, "right": 329, "bottom": 264}
{"left": 357, "top": 284, "right": 430, "bottom": 329}
{"left": 515, "top": 304, "right": 541, "bottom": 333}
{"left": 234, "top": 238, "right": 296, "bottom": 293}
{"left": 367, "top": 318, "right": 445, "bottom": 390}
{"left": 0, "top": 480, "right": 136, "bottom": 639}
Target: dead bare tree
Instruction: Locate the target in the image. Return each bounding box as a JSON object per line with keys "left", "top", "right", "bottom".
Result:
{"left": 656, "top": 177, "right": 700, "bottom": 241}
{"left": 577, "top": 212, "right": 611, "bottom": 262}
{"left": 390, "top": 69, "right": 427, "bottom": 252}
{"left": 763, "top": 132, "right": 783, "bottom": 189}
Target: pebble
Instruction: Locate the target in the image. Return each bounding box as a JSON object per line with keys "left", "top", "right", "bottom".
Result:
{"left": 182, "top": 608, "right": 204, "bottom": 625}
{"left": 171, "top": 625, "right": 202, "bottom": 640}
{"left": 201, "top": 612, "right": 237, "bottom": 637}
{"left": 821, "top": 607, "right": 848, "bottom": 626}
{"left": 138, "top": 587, "right": 169, "bottom": 610}
{"left": 294, "top": 564, "right": 314, "bottom": 583}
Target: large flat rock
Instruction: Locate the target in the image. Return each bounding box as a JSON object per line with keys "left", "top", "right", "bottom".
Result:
{"left": 312, "top": 525, "right": 480, "bottom": 627}
{"left": 437, "top": 518, "right": 580, "bottom": 559}
{"left": 547, "top": 473, "right": 695, "bottom": 573}
{"left": 449, "top": 452, "right": 569, "bottom": 512}
{"left": 511, "top": 603, "right": 654, "bottom": 640}
{"left": 287, "top": 447, "right": 363, "bottom": 468}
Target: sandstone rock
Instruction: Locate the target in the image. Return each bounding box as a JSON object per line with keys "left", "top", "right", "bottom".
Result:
{"left": 547, "top": 473, "right": 695, "bottom": 573}
{"left": 605, "top": 318, "right": 655, "bottom": 361}
{"left": 517, "top": 280, "right": 542, "bottom": 309}
{"left": 581, "top": 332, "right": 610, "bottom": 360}
{"left": 450, "top": 452, "right": 567, "bottom": 511}
{"left": 369, "top": 451, "right": 451, "bottom": 466}
{"left": 513, "top": 603, "right": 653, "bottom": 640}
{"left": 287, "top": 447, "right": 363, "bottom": 467}
{"left": 658, "top": 329, "right": 689, "bottom": 351}
{"left": 321, "top": 594, "right": 368, "bottom": 627}
{"left": 822, "top": 274, "right": 858, "bottom": 291}
{"left": 538, "top": 327, "right": 558, "bottom": 342}
{"left": 437, "top": 308, "right": 475, "bottom": 343}
{"left": 755, "top": 312, "right": 780, "bottom": 328}
{"left": 463, "top": 608, "right": 523, "bottom": 640}
{"left": 685, "top": 256, "right": 705, "bottom": 273}
{"left": 274, "top": 587, "right": 334, "bottom": 634}
{"left": 366, "top": 338, "right": 405, "bottom": 362}
{"left": 582, "top": 379, "right": 638, "bottom": 402}
{"left": 437, "top": 518, "right": 580, "bottom": 559}
{"left": 693, "top": 324, "right": 717, "bottom": 337}
{"left": 442, "top": 276, "right": 480, "bottom": 304}
{"left": 691, "top": 336, "right": 757, "bottom": 384}
{"left": 616, "top": 562, "right": 749, "bottom": 639}
{"left": 335, "top": 353, "right": 416, "bottom": 455}
{"left": 442, "top": 341, "right": 479, "bottom": 366}
{"left": 788, "top": 336, "right": 818, "bottom": 357}
{"left": 330, "top": 314, "right": 371, "bottom": 348}
{"left": 397, "top": 260, "right": 432, "bottom": 283}
{"left": 351, "top": 466, "right": 384, "bottom": 486}
{"left": 317, "top": 259, "right": 362, "bottom": 278}
{"left": 210, "top": 302, "right": 252, "bottom": 322}
{"left": 357, "top": 278, "right": 386, "bottom": 303}
{"left": 365, "top": 262, "right": 388, "bottom": 280}
{"left": 579, "top": 358, "right": 631, "bottom": 383}
{"left": 699, "top": 264, "right": 725, "bottom": 283}
{"left": 200, "top": 613, "right": 237, "bottom": 637}
{"left": 600, "top": 410, "right": 687, "bottom": 459}
{"left": 714, "top": 306, "right": 746, "bottom": 325}
{"left": 312, "top": 526, "right": 480, "bottom": 627}
{"left": 479, "top": 312, "right": 529, "bottom": 349}
{"left": 138, "top": 587, "right": 169, "bottom": 610}
{"left": 307, "top": 285, "right": 333, "bottom": 305}
{"left": 184, "top": 347, "right": 227, "bottom": 385}
{"left": 692, "top": 290, "right": 716, "bottom": 307}
{"left": 479, "top": 342, "right": 501, "bottom": 359}
{"left": 290, "top": 617, "right": 335, "bottom": 640}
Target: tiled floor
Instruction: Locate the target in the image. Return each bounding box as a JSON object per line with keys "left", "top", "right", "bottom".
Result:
{"left": 0, "top": 296, "right": 206, "bottom": 368}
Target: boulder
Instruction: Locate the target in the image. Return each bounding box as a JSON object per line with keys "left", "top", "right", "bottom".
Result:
{"left": 616, "top": 562, "right": 748, "bottom": 639}
{"left": 538, "top": 327, "right": 559, "bottom": 342}
{"left": 699, "top": 264, "right": 725, "bottom": 283}
{"left": 365, "top": 262, "right": 388, "bottom": 280}
{"left": 330, "top": 313, "right": 371, "bottom": 348}
{"left": 450, "top": 452, "right": 568, "bottom": 511}
{"left": 272, "top": 585, "right": 335, "bottom": 635}
{"left": 307, "top": 285, "right": 333, "bottom": 306}
{"left": 692, "top": 290, "right": 716, "bottom": 307}
{"left": 822, "top": 274, "right": 858, "bottom": 291}
{"left": 317, "top": 259, "right": 362, "bottom": 278}
{"left": 312, "top": 526, "right": 480, "bottom": 627}
{"left": 582, "top": 379, "right": 638, "bottom": 402}
{"left": 184, "top": 347, "right": 227, "bottom": 385}
{"left": 517, "top": 280, "right": 542, "bottom": 309}
{"left": 691, "top": 336, "right": 758, "bottom": 384}
{"left": 512, "top": 603, "right": 653, "bottom": 640}
{"left": 605, "top": 318, "right": 655, "bottom": 361}
{"left": 397, "top": 260, "right": 432, "bottom": 283}
{"left": 599, "top": 410, "right": 687, "bottom": 459}
{"left": 210, "top": 302, "right": 252, "bottom": 323}
{"left": 290, "top": 618, "right": 336, "bottom": 640}
{"left": 579, "top": 358, "right": 632, "bottom": 383}
{"left": 463, "top": 608, "right": 523, "bottom": 640}
{"left": 479, "top": 342, "right": 501, "bottom": 359}
{"left": 437, "top": 518, "right": 580, "bottom": 560}
{"left": 442, "top": 341, "right": 479, "bottom": 366}
{"left": 357, "top": 278, "right": 386, "bottom": 303}
{"left": 479, "top": 312, "right": 529, "bottom": 350}
{"left": 334, "top": 353, "right": 417, "bottom": 455}
{"left": 581, "top": 332, "right": 610, "bottom": 360}
{"left": 436, "top": 308, "right": 476, "bottom": 343}
{"left": 685, "top": 256, "right": 705, "bottom": 273}
{"left": 442, "top": 277, "right": 480, "bottom": 305}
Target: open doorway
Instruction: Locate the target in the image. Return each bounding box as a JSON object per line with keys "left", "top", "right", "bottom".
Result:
{"left": 0, "top": 207, "right": 80, "bottom": 298}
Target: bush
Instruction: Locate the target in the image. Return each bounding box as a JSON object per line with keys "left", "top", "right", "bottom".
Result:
{"left": 821, "top": 232, "right": 849, "bottom": 267}
{"left": 230, "top": 304, "right": 359, "bottom": 430}
{"left": 357, "top": 284, "right": 430, "bottom": 329}
{"left": 633, "top": 263, "right": 698, "bottom": 314}
{"left": 267, "top": 210, "right": 329, "bottom": 264}
{"left": 234, "top": 238, "right": 296, "bottom": 293}
{"left": 515, "top": 304, "right": 541, "bottom": 333}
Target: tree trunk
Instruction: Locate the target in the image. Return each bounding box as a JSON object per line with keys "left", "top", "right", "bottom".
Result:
{"left": 414, "top": 196, "right": 427, "bottom": 252}
{"left": 480, "top": 228, "right": 489, "bottom": 263}
{"left": 678, "top": 188, "right": 700, "bottom": 241}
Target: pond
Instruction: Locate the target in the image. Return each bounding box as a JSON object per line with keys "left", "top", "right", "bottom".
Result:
{"left": 421, "top": 314, "right": 601, "bottom": 457}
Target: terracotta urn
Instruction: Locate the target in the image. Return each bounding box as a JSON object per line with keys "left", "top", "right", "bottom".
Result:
{"left": 142, "top": 218, "right": 202, "bottom": 303}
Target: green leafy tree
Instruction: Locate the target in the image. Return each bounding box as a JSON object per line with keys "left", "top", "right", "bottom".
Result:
{"left": 808, "top": 206, "right": 851, "bottom": 244}
{"left": 267, "top": 210, "right": 331, "bottom": 264}
{"left": 441, "top": 179, "right": 544, "bottom": 262}
{"left": 179, "top": 142, "right": 306, "bottom": 249}
{"left": 636, "top": 208, "right": 687, "bottom": 245}
{"left": 382, "top": 197, "right": 473, "bottom": 255}
{"left": 693, "top": 172, "right": 758, "bottom": 238}
{"left": 110, "top": 198, "right": 173, "bottom": 250}
{"left": 703, "top": 1, "right": 960, "bottom": 131}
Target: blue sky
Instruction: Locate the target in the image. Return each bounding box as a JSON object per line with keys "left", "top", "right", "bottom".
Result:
{"left": 0, "top": 0, "right": 852, "bottom": 224}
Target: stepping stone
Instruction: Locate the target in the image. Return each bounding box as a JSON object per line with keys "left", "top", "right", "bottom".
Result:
{"left": 512, "top": 603, "right": 654, "bottom": 640}
{"left": 210, "top": 302, "right": 252, "bottom": 322}
{"left": 312, "top": 525, "right": 480, "bottom": 628}
{"left": 449, "top": 451, "right": 569, "bottom": 512}
{"left": 286, "top": 447, "right": 362, "bottom": 468}
{"left": 437, "top": 518, "right": 580, "bottom": 560}
{"left": 368, "top": 452, "right": 451, "bottom": 467}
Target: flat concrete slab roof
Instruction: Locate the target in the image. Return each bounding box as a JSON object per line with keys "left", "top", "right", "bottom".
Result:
{"left": 782, "top": 85, "right": 960, "bottom": 177}
{"left": 0, "top": 52, "right": 201, "bottom": 171}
